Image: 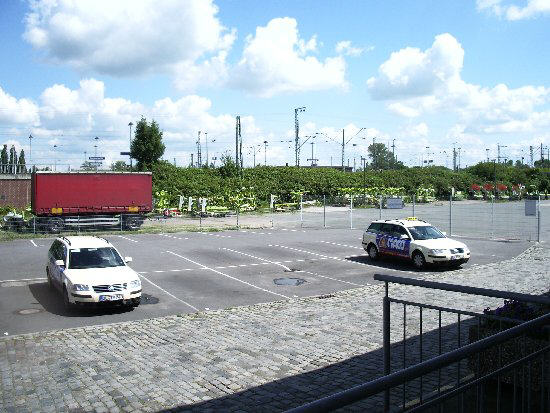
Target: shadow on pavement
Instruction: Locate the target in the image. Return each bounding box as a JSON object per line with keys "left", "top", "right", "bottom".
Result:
{"left": 345, "top": 255, "right": 463, "bottom": 273}
{"left": 28, "top": 282, "right": 134, "bottom": 317}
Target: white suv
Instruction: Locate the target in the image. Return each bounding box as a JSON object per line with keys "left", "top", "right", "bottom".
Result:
{"left": 46, "top": 236, "right": 142, "bottom": 310}
{"left": 362, "top": 217, "right": 470, "bottom": 269}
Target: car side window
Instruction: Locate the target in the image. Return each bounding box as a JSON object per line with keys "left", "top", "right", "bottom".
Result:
{"left": 394, "top": 226, "right": 409, "bottom": 237}
{"left": 380, "top": 224, "right": 394, "bottom": 234}
{"left": 367, "top": 222, "right": 382, "bottom": 233}
{"left": 50, "top": 241, "right": 61, "bottom": 260}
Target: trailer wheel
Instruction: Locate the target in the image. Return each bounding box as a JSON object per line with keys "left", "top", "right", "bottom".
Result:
{"left": 48, "top": 218, "right": 64, "bottom": 234}
{"left": 124, "top": 216, "right": 141, "bottom": 231}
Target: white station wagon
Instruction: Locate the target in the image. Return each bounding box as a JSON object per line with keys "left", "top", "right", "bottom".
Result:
{"left": 46, "top": 236, "right": 142, "bottom": 310}
{"left": 362, "top": 217, "right": 470, "bottom": 269}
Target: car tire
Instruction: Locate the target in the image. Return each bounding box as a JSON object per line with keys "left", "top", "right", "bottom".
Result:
{"left": 63, "top": 286, "right": 74, "bottom": 312}
{"left": 367, "top": 244, "right": 379, "bottom": 261}
{"left": 412, "top": 251, "right": 426, "bottom": 270}
{"left": 48, "top": 218, "right": 64, "bottom": 234}
{"left": 132, "top": 297, "right": 141, "bottom": 308}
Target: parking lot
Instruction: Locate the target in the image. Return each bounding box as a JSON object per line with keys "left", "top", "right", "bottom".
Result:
{"left": 0, "top": 227, "right": 532, "bottom": 335}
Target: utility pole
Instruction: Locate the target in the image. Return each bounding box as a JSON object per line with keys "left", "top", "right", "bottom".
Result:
{"left": 541, "top": 143, "right": 544, "bottom": 162}
{"left": 458, "top": 147, "right": 461, "bottom": 170}
{"left": 191, "top": 153, "right": 194, "bottom": 168}
{"left": 486, "top": 148, "right": 490, "bottom": 162}
{"left": 294, "top": 107, "right": 306, "bottom": 167}
{"left": 263, "top": 140, "right": 268, "bottom": 166}
{"left": 196, "top": 131, "right": 202, "bottom": 167}
{"left": 205, "top": 132, "right": 209, "bottom": 167}
{"left": 452, "top": 145, "right": 457, "bottom": 171}
{"left": 530, "top": 146, "right": 534, "bottom": 166}
{"left": 391, "top": 139, "right": 396, "bottom": 168}
{"left": 28, "top": 134, "right": 33, "bottom": 164}
{"left": 372, "top": 137, "right": 376, "bottom": 170}
{"left": 235, "top": 116, "right": 242, "bottom": 170}
{"left": 128, "top": 122, "right": 133, "bottom": 169}
{"left": 341, "top": 129, "right": 345, "bottom": 169}
{"left": 497, "top": 144, "right": 507, "bottom": 164}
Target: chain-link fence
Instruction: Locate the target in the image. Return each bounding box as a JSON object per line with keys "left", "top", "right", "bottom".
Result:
{"left": 1, "top": 196, "right": 547, "bottom": 242}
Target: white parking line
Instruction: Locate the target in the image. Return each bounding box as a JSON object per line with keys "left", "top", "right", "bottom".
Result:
{"left": 222, "top": 248, "right": 293, "bottom": 272}
{"left": 301, "top": 270, "right": 364, "bottom": 287}
{"left": 159, "top": 234, "right": 189, "bottom": 240}
{"left": 117, "top": 235, "right": 138, "bottom": 243}
{"left": 319, "top": 240, "right": 362, "bottom": 250}
{"left": 166, "top": 251, "right": 289, "bottom": 299}
{"left": 269, "top": 244, "right": 417, "bottom": 272}
{"left": 138, "top": 274, "right": 199, "bottom": 312}
{"left": 29, "top": 240, "right": 38, "bottom": 247}
{"left": 0, "top": 277, "right": 47, "bottom": 283}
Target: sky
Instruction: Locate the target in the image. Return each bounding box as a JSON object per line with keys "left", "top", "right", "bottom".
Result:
{"left": 1, "top": 0, "right": 549, "bottom": 170}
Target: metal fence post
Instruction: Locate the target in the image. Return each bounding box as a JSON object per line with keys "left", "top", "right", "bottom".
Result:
{"left": 120, "top": 214, "right": 123, "bottom": 232}
{"left": 300, "top": 194, "right": 303, "bottom": 228}
{"left": 491, "top": 194, "right": 495, "bottom": 239}
{"left": 449, "top": 193, "right": 453, "bottom": 236}
{"left": 379, "top": 195, "right": 382, "bottom": 220}
{"left": 383, "top": 282, "right": 391, "bottom": 412}
{"left": 412, "top": 194, "right": 415, "bottom": 217}
{"left": 236, "top": 207, "right": 239, "bottom": 228}
{"left": 323, "top": 195, "right": 326, "bottom": 228}
{"left": 350, "top": 195, "right": 353, "bottom": 229}
{"left": 33, "top": 217, "right": 36, "bottom": 234}
{"left": 537, "top": 195, "right": 541, "bottom": 243}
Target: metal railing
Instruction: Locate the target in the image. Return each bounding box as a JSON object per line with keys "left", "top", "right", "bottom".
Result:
{"left": 288, "top": 274, "right": 550, "bottom": 412}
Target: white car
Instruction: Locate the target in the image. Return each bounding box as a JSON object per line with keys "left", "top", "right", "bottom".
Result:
{"left": 46, "top": 236, "right": 142, "bottom": 310}
{"left": 362, "top": 217, "right": 470, "bottom": 269}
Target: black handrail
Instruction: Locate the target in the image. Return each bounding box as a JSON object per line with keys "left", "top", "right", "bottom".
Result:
{"left": 286, "top": 312, "right": 550, "bottom": 413}
{"left": 374, "top": 273, "right": 550, "bottom": 305}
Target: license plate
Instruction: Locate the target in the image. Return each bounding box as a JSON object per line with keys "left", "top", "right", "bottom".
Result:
{"left": 450, "top": 254, "right": 461, "bottom": 260}
{"left": 99, "top": 294, "right": 123, "bottom": 301}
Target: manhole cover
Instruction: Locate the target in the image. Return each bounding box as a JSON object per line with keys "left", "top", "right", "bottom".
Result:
{"left": 273, "top": 277, "right": 306, "bottom": 286}
{"left": 16, "top": 308, "right": 43, "bottom": 315}
{"left": 141, "top": 293, "right": 159, "bottom": 305}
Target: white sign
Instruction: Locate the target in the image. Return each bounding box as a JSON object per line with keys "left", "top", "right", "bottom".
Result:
{"left": 525, "top": 199, "right": 537, "bottom": 216}
{"left": 386, "top": 197, "right": 404, "bottom": 209}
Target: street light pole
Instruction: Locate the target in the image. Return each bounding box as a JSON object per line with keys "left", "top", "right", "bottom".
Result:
{"left": 294, "top": 107, "right": 306, "bottom": 167}
{"left": 128, "top": 122, "right": 133, "bottom": 170}
{"left": 28, "top": 134, "right": 33, "bottom": 165}
{"left": 264, "top": 140, "right": 268, "bottom": 166}
{"left": 94, "top": 136, "right": 99, "bottom": 172}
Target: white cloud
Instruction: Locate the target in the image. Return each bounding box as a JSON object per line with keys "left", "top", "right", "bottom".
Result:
{"left": 335, "top": 41, "right": 364, "bottom": 57}
{"left": 231, "top": 17, "right": 347, "bottom": 97}
{"left": 477, "top": 0, "right": 550, "bottom": 20}
{"left": 0, "top": 86, "right": 39, "bottom": 125}
{"left": 23, "top": 0, "right": 235, "bottom": 84}
{"left": 368, "top": 33, "right": 550, "bottom": 135}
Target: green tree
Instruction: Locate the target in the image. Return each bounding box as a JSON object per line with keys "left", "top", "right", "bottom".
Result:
{"left": 110, "top": 160, "right": 130, "bottom": 171}
{"left": 80, "top": 161, "right": 97, "bottom": 171}
{"left": 8, "top": 145, "right": 17, "bottom": 174}
{"left": 218, "top": 154, "right": 239, "bottom": 178}
{"left": 17, "top": 149, "right": 26, "bottom": 173}
{"left": 368, "top": 142, "right": 404, "bottom": 170}
{"left": 0, "top": 145, "right": 7, "bottom": 173}
{"left": 534, "top": 159, "right": 550, "bottom": 168}
{"left": 131, "top": 117, "right": 165, "bottom": 171}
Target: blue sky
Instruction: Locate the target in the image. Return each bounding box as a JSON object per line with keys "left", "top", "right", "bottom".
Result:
{"left": 1, "top": 0, "right": 549, "bottom": 169}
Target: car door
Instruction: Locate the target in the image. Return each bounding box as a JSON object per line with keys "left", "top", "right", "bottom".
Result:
{"left": 50, "top": 241, "right": 65, "bottom": 290}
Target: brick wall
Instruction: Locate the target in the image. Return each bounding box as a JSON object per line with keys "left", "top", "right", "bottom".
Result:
{"left": 0, "top": 175, "right": 31, "bottom": 209}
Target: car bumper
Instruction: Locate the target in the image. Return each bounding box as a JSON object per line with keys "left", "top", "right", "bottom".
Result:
{"left": 426, "top": 254, "right": 470, "bottom": 266}
{"left": 70, "top": 289, "right": 142, "bottom": 305}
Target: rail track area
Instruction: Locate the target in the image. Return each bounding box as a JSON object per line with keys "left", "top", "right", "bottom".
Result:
{"left": 0, "top": 228, "right": 530, "bottom": 335}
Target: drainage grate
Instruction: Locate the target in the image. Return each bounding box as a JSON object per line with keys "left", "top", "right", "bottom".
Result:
{"left": 273, "top": 278, "right": 306, "bottom": 286}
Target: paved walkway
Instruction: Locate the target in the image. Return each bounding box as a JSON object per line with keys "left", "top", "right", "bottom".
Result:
{"left": 1, "top": 245, "right": 548, "bottom": 412}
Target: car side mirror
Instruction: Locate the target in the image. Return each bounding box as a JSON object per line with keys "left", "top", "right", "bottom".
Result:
{"left": 55, "top": 259, "right": 65, "bottom": 268}
{"left": 124, "top": 257, "right": 133, "bottom": 263}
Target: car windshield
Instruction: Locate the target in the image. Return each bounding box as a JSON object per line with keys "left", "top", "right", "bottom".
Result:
{"left": 69, "top": 247, "right": 125, "bottom": 269}
{"left": 408, "top": 226, "right": 445, "bottom": 240}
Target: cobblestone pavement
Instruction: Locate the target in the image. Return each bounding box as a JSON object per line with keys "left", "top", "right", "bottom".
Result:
{"left": 1, "top": 245, "right": 548, "bottom": 412}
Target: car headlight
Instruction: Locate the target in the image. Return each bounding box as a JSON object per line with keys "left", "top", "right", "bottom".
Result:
{"left": 72, "top": 284, "right": 90, "bottom": 291}
{"left": 128, "top": 279, "right": 141, "bottom": 289}
{"left": 430, "top": 249, "right": 447, "bottom": 255}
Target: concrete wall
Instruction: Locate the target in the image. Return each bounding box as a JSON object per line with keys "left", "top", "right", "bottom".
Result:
{"left": 0, "top": 174, "right": 31, "bottom": 209}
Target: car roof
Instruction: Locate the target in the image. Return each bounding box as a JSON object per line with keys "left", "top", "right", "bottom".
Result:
{"left": 57, "top": 236, "right": 113, "bottom": 249}
{"left": 370, "top": 218, "right": 432, "bottom": 227}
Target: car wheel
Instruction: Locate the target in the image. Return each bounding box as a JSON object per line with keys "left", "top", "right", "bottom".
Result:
{"left": 63, "top": 286, "right": 74, "bottom": 312}
{"left": 367, "top": 244, "right": 379, "bottom": 261}
{"left": 48, "top": 218, "right": 63, "bottom": 234}
{"left": 132, "top": 297, "right": 141, "bottom": 308}
{"left": 412, "top": 251, "right": 426, "bottom": 270}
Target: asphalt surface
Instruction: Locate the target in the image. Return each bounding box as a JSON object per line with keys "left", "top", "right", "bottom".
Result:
{"left": 0, "top": 227, "right": 532, "bottom": 335}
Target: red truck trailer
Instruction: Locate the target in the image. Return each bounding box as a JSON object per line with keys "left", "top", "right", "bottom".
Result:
{"left": 31, "top": 171, "right": 152, "bottom": 232}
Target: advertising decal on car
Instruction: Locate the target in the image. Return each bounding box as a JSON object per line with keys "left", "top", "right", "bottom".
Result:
{"left": 376, "top": 234, "right": 410, "bottom": 257}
